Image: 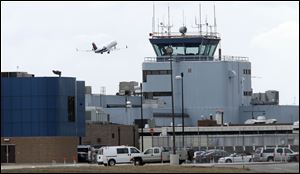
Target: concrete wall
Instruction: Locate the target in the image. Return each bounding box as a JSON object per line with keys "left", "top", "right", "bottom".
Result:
{"left": 1, "top": 137, "right": 78, "bottom": 163}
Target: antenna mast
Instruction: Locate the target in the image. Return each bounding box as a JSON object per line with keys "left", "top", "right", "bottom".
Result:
{"left": 205, "top": 15, "right": 208, "bottom": 35}
{"left": 199, "top": 3, "right": 202, "bottom": 34}
{"left": 182, "top": 10, "right": 185, "bottom": 26}
{"left": 152, "top": 3, "right": 155, "bottom": 33}
{"left": 214, "top": 4, "right": 217, "bottom": 34}
{"left": 168, "top": 5, "right": 171, "bottom": 36}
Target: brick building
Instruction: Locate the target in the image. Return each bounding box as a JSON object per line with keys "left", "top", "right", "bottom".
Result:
{"left": 82, "top": 123, "right": 139, "bottom": 147}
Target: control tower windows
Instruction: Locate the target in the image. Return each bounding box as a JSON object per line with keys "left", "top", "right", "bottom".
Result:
{"left": 152, "top": 43, "right": 218, "bottom": 57}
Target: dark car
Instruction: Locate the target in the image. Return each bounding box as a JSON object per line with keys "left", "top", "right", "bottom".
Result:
{"left": 200, "top": 149, "right": 230, "bottom": 163}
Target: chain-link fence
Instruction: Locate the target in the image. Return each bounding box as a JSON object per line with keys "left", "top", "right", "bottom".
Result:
{"left": 150, "top": 134, "right": 299, "bottom": 154}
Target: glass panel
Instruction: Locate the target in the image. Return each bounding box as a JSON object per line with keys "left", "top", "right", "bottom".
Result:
{"left": 130, "top": 148, "right": 140, "bottom": 153}
{"left": 186, "top": 46, "right": 199, "bottom": 55}
{"left": 285, "top": 149, "right": 292, "bottom": 153}
{"left": 209, "top": 44, "right": 217, "bottom": 56}
{"left": 153, "top": 45, "right": 162, "bottom": 56}
{"left": 144, "top": 149, "right": 153, "bottom": 154}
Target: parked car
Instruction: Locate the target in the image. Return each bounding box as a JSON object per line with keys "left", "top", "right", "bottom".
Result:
{"left": 97, "top": 146, "right": 141, "bottom": 166}
{"left": 130, "top": 147, "right": 188, "bottom": 165}
{"left": 218, "top": 153, "right": 253, "bottom": 163}
{"left": 197, "top": 149, "right": 230, "bottom": 163}
{"left": 287, "top": 152, "right": 299, "bottom": 162}
{"left": 253, "top": 147, "right": 296, "bottom": 162}
{"left": 193, "top": 151, "right": 206, "bottom": 163}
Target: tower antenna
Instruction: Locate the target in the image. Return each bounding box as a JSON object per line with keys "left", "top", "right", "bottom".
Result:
{"left": 214, "top": 4, "right": 217, "bottom": 34}
{"left": 152, "top": 3, "right": 155, "bottom": 33}
{"left": 182, "top": 10, "right": 185, "bottom": 26}
{"left": 205, "top": 15, "right": 208, "bottom": 35}
{"left": 168, "top": 4, "right": 170, "bottom": 35}
{"left": 199, "top": 3, "right": 202, "bottom": 34}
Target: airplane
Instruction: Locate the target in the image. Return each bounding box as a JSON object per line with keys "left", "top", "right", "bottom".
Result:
{"left": 92, "top": 40, "right": 117, "bottom": 54}
{"left": 76, "top": 40, "right": 127, "bottom": 54}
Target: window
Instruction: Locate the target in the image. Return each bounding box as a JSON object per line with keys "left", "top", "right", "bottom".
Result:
{"left": 263, "top": 149, "right": 274, "bottom": 153}
{"left": 243, "top": 69, "right": 251, "bottom": 75}
{"left": 153, "top": 92, "right": 172, "bottom": 96}
{"left": 143, "top": 70, "right": 171, "bottom": 82}
{"left": 144, "top": 149, "right": 153, "bottom": 154}
{"left": 97, "top": 138, "right": 101, "bottom": 143}
{"left": 117, "top": 148, "right": 128, "bottom": 154}
{"left": 68, "top": 96, "right": 75, "bottom": 122}
{"left": 130, "top": 148, "right": 140, "bottom": 154}
{"left": 186, "top": 46, "right": 199, "bottom": 55}
{"left": 154, "top": 148, "right": 160, "bottom": 154}
{"left": 112, "top": 133, "right": 115, "bottom": 139}
{"left": 285, "top": 149, "right": 292, "bottom": 153}
{"left": 277, "top": 149, "right": 283, "bottom": 153}
{"left": 153, "top": 43, "right": 218, "bottom": 57}
{"left": 243, "top": 91, "right": 252, "bottom": 96}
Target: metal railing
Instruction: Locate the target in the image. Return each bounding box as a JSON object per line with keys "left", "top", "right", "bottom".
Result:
{"left": 144, "top": 55, "right": 249, "bottom": 62}
{"left": 151, "top": 31, "right": 220, "bottom": 39}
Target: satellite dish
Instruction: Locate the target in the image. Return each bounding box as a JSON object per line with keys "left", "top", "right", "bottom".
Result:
{"left": 179, "top": 26, "right": 187, "bottom": 35}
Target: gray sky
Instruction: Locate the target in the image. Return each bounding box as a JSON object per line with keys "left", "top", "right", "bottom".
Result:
{"left": 1, "top": 1, "right": 299, "bottom": 105}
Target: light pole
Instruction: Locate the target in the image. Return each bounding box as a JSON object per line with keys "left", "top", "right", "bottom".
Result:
{"left": 125, "top": 99, "right": 132, "bottom": 125}
{"left": 166, "top": 46, "right": 176, "bottom": 155}
{"left": 175, "top": 72, "right": 184, "bottom": 148}
{"left": 140, "top": 83, "right": 144, "bottom": 151}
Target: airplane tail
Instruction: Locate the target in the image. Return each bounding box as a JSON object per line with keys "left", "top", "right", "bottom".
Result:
{"left": 92, "top": 43, "right": 97, "bottom": 50}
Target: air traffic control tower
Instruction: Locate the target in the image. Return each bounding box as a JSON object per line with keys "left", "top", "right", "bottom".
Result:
{"left": 142, "top": 11, "right": 252, "bottom": 126}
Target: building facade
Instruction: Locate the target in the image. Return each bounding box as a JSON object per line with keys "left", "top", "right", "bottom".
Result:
{"left": 1, "top": 72, "right": 85, "bottom": 163}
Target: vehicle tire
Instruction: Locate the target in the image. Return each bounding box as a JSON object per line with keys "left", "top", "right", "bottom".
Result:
{"left": 134, "top": 158, "right": 143, "bottom": 166}
{"left": 225, "top": 159, "right": 232, "bottom": 163}
{"left": 249, "top": 159, "right": 252, "bottom": 162}
{"left": 179, "top": 160, "right": 185, "bottom": 164}
{"left": 104, "top": 164, "right": 107, "bottom": 166}
{"left": 108, "top": 159, "right": 116, "bottom": 166}
{"left": 267, "top": 157, "right": 274, "bottom": 162}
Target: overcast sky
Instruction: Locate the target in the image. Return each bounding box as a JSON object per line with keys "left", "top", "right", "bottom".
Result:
{"left": 1, "top": 1, "right": 299, "bottom": 105}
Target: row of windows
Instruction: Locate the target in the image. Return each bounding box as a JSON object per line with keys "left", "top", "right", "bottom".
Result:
{"left": 243, "top": 91, "right": 252, "bottom": 96}
{"left": 144, "top": 92, "right": 172, "bottom": 99}
{"left": 143, "top": 70, "right": 171, "bottom": 82}
{"left": 243, "top": 69, "right": 251, "bottom": 75}
{"left": 153, "top": 43, "right": 218, "bottom": 57}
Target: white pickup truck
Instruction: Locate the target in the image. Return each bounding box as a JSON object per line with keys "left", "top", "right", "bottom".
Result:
{"left": 131, "top": 147, "right": 187, "bottom": 165}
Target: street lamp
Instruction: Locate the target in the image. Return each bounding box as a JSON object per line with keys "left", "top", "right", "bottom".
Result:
{"left": 140, "top": 83, "right": 144, "bottom": 151}
{"left": 126, "top": 100, "right": 132, "bottom": 125}
{"left": 166, "top": 46, "right": 176, "bottom": 155}
{"left": 175, "top": 72, "right": 184, "bottom": 148}
{"left": 52, "top": 70, "right": 61, "bottom": 77}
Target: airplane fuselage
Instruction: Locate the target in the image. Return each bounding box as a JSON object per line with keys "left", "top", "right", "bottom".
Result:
{"left": 94, "top": 41, "right": 117, "bottom": 54}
